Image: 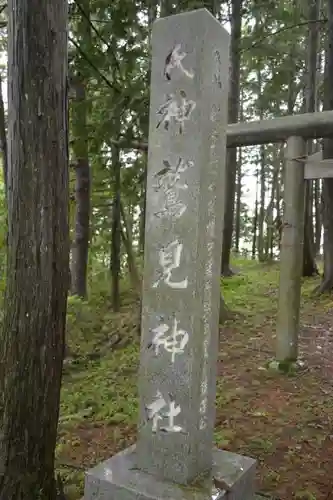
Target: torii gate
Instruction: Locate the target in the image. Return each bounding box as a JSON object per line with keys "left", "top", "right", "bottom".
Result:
{"left": 118, "top": 110, "right": 333, "bottom": 365}
{"left": 228, "top": 112, "right": 333, "bottom": 366}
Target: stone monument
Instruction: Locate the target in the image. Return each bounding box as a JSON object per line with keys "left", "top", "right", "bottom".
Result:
{"left": 84, "top": 8, "right": 256, "bottom": 500}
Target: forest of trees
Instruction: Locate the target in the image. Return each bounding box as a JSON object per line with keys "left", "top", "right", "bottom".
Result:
{"left": 0, "top": 0, "right": 333, "bottom": 498}
{"left": 64, "top": 0, "right": 333, "bottom": 299}
{"left": 0, "top": 0, "right": 331, "bottom": 306}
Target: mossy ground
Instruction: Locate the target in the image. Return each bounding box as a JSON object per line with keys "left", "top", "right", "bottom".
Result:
{"left": 57, "top": 258, "right": 333, "bottom": 500}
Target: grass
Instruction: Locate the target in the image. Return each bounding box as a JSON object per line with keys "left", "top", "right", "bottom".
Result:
{"left": 57, "top": 257, "right": 333, "bottom": 500}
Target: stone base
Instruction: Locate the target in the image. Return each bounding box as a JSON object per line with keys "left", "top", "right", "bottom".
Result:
{"left": 84, "top": 445, "right": 256, "bottom": 500}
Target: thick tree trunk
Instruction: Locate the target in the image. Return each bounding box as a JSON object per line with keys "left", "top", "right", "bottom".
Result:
{"left": 71, "top": 77, "right": 90, "bottom": 298}
{"left": 317, "top": 0, "right": 333, "bottom": 293}
{"left": 221, "top": 0, "right": 242, "bottom": 275}
{"left": 0, "top": 2, "right": 69, "bottom": 499}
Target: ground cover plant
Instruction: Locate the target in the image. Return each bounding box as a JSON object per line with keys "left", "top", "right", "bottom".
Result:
{"left": 56, "top": 257, "right": 333, "bottom": 500}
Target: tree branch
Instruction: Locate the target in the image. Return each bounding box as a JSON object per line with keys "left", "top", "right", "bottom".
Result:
{"left": 111, "top": 137, "right": 148, "bottom": 152}
{"left": 242, "top": 19, "right": 327, "bottom": 53}
{"left": 68, "top": 35, "right": 121, "bottom": 94}
{"left": 72, "top": 0, "right": 123, "bottom": 81}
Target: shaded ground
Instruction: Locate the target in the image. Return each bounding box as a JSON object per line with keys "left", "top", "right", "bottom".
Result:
{"left": 57, "top": 259, "right": 333, "bottom": 500}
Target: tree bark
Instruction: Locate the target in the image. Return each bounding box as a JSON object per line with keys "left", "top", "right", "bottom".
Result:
{"left": 303, "top": 181, "right": 318, "bottom": 276}
{"left": 139, "top": 2, "right": 156, "bottom": 257}
{"left": 302, "top": 0, "right": 320, "bottom": 277}
{"left": 234, "top": 149, "right": 242, "bottom": 253}
{"left": 234, "top": 91, "right": 244, "bottom": 254}
{"left": 265, "top": 150, "right": 280, "bottom": 260}
{"left": 160, "top": 0, "right": 173, "bottom": 16}
{"left": 317, "top": 0, "right": 333, "bottom": 293}
{"left": 252, "top": 171, "right": 259, "bottom": 259}
{"left": 276, "top": 162, "right": 282, "bottom": 251}
{"left": 139, "top": 156, "right": 148, "bottom": 256}
{"left": 258, "top": 144, "right": 266, "bottom": 262}
{"left": 0, "top": 74, "right": 7, "bottom": 202}
{"left": 120, "top": 200, "right": 141, "bottom": 293}
{"left": 0, "top": 1, "right": 69, "bottom": 499}
{"left": 148, "top": 0, "right": 158, "bottom": 24}
{"left": 314, "top": 178, "right": 321, "bottom": 254}
{"left": 221, "top": 0, "right": 242, "bottom": 275}
{"left": 70, "top": 76, "right": 90, "bottom": 298}
{"left": 111, "top": 138, "right": 121, "bottom": 311}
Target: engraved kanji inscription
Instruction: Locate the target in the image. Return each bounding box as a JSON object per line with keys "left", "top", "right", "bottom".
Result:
{"left": 152, "top": 240, "right": 188, "bottom": 289}
{"left": 164, "top": 44, "right": 194, "bottom": 80}
{"left": 146, "top": 391, "right": 183, "bottom": 433}
{"left": 152, "top": 317, "right": 189, "bottom": 363}
{"left": 156, "top": 91, "right": 196, "bottom": 134}
{"left": 153, "top": 157, "right": 193, "bottom": 219}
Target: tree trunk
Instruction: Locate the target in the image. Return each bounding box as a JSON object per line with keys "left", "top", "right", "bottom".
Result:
{"left": 70, "top": 77, "right": 90, "bottom": 298}
{"left": 276, "top": 162, "right": 281, "bottom": 252}
{"left": 265, "top": 150, "right": 280, "bottom": 260}
{"left": 120, "top": 200, "right": 141, "bottom": 293}
{"left": 139, "top": 2, "right": 156, "bottom": 257}
{"left": 160, "top": 0, "right": 173, "bottom": 16}
{"left": 148, "top": 0, "right": 157, "bottom": 24}
{"left": 139, "top": 157, "right": 148, "bottom": 256}
{"left": 317, "top": 0, "right": 333, "bottom": 293}
{"left": 234, "top": 149, "right": 242, "bottom": 253}
{"left": 302, "top": 0, "right": 320, "bottom": 277}
{"left": 314, "top": 179, "right": 321, "bottom": 254}
{"left": 258, "top": 144, "right": 266, "bottom": 262}
{"left": 252, "top": 170, "right": 259, "bottom": 259}
{"left": 111, "top": 139, "right": 121, "bottom": 311}
{"left": 0, "top": 1, "right": 69, "bottom": 499}
{"left": 221, "top": 0, "right": 242, "bottom": 276}
{"left": 303, "top": 181, "right": 318, "bottom": 276}
{"left": 0, "top": 74, "right": 7, "bottom": 201}
{"left": 234, "top": 91, "right": 244, "bottom": 254}
{"left": 203, "top": 0, "right": 219, "bottom": 16}
{"left": 314, "top": 49, "right": 323, "bottom": 256}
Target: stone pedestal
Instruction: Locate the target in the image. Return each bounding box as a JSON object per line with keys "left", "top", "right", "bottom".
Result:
{"left": 84, "top": 445, "right": 256, "bottom": 500}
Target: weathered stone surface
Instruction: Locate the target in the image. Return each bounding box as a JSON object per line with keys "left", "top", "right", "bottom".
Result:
{"left": 84, "top": 9, "right": 257, "bottom": 500}
{"left": 136, "top": 8, "right": 230, "bottom": 485}
{"left": 84, "top": 446, "right": 257, "bottom": 500}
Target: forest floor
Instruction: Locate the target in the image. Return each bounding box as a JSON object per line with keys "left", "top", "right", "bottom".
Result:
{"left": 57, "top": 258, "right": 333, "bottom": 500}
